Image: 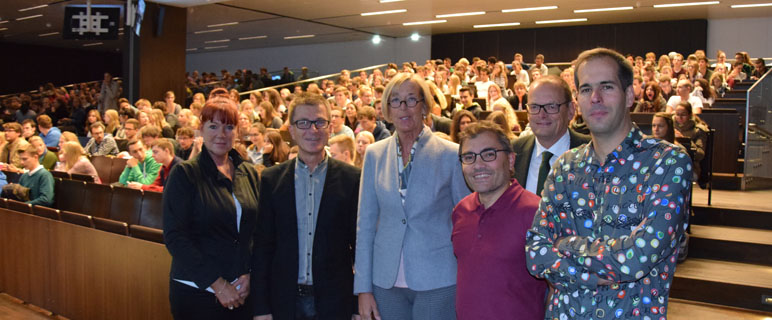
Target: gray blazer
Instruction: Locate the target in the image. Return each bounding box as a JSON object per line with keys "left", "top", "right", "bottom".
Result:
{"left": 354, "top": 126, "right": 470, "bottom": 293}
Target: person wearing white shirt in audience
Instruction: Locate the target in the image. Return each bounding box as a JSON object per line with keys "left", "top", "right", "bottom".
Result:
{"left": 666, "top": 79, "right": 704, "bottom": 114}
{"left": 474, "top": 67, "right": 495, "bottom": 99}
{"left": 329, "top": 107, "right": 355, "bottom": 139}
{"left": 534, "top": 54, "right": 549, "bottom": 76}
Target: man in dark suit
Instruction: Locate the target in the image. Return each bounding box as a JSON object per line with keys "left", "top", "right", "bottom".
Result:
{"left": 425, "top": 113, "right": 452, "bottom": 135}
{"left": 252, "top": 93, "right": 360, "bottom": 320}
{"left": 513, "top": 76, "right": 590, "bottom": 196}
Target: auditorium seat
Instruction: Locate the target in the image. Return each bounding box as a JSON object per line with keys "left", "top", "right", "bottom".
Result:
{"left": 56, "top": 179, "right": 86, "bottom": 213}
{"left": 7, "top": 199, "right": 32, "bottom": 214}
{"left": 90, "top": 155, "right": 112, "bottom": 185}
{"left": 129, "top": 224, "right": 164, "bottom": 244}
{"left": 0, "top": 198, "right": 7, "bottom": 208}
{"left": 2, "top": 170, "right": 22, "bottom": 184}
{"left": 109, "top": 186, "right": 143, "bottom": 224}
{"left": 115, "top": 139, "right": 129, "bottom": 152}
{"left": 108, "top": 157, "right": 128, "bottom": 184}
{"left": 50, "top": 171, "right": 71, "bottom": 180}
{"left": 139, "top": 190, "right": 164, "bottom": 229}
{"left": 33, "top": 205, "right": 60, "bottom": 221}
{"left": 81, "top": 183, "right": 113, "bottom": 218}
{"left": 60, "top": 210, "right": 94, "bottom": 228}
{"left": 93, "top": 217, "right": 129, "bottom": 236}
{"left": 70, "top": 173, "right": 95, "bottom": 183}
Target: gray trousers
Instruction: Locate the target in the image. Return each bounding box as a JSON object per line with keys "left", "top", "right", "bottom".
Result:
{"left": 373, "top": 285, "right": 456, "bottom": 320}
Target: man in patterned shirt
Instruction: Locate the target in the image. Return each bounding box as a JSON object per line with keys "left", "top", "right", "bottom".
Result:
{"left": 525, "top": 48, "right": 692, "bottom": 319}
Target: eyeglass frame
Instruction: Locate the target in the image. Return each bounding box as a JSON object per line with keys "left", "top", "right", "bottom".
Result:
{"left": 388, "top": 97, "right": 424, "bottom": 109}
{"left": 525, "top": 101, "right": 569, "bottom": 114}
{"left": 292, "top": 119, "right": 330, "bottom": 130}
{"left": 458, "top": 148, "right": 510, "bottom": 165}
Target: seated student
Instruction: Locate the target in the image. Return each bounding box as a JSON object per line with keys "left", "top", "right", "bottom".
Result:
{"left": 175, "top": 127, "right": 195, "bottom": 160}
{"left": 18, "top": 145, "right": 54, "bottom": 207}
{"left": 455, "top": 87, "right": 482, "bottom": 119}
{"left": 673, "top": 101, "right": 708, "bottom": 181}
{"left": 56, "top": 141, "right": 102, "bottom": 184}
{"left": 140, "top": 125, "right": 180, "bottom": 155}
{"left": 246, "top": 123, "right": 266, "bottom": 165}
{"left": 357, "top": 106, "right": 390, "bottom": 141}
{"left": 141, "top": 138, "right": 182, "bottom": 192}
{"left": 37, "top": 114, "right": 62, "bottom": 148}
{"left": 29, "top": 136, "right": 58, "bottom": 170}
{"left": 328, "top": 134, "right": 356, "bottom": 166}
{"left": 262, "top": 130, "right": 289, "bottom": 168}
{"left": 84, "top": 122, "right": 119, "bottom": 156}
{"left": 120, "top": 139, "right": 162, "bottom": 189}
{"left": 0, "top": 122, "right": 31, "bottom": 172}
{"left": 21, "top": 119, "right": 38, "bottom": 140}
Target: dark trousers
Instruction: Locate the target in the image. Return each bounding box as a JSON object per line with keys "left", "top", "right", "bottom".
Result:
{"left": 295, "top": 285, "right": 317, "bottom": 320}
{"left": 169, "top": 279, "right": 251, "bottom": 320}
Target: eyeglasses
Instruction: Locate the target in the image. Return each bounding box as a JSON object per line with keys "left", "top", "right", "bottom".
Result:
{"left": 388, "top": 97, "right": 423, "bottom": 109}
{"left": 293, "top": 119, "right": 330, "bottom": 129}
{"left": 458, "top": 148, "right": 509, "bottom": 164}
{"left": 525, "top": 101, "right": 568, "bottom": 114}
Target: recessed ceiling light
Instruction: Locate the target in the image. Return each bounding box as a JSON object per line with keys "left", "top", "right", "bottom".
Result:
{"left": 204, "top": 39, "right": 230, "bottom": 44}
{"left": 204, "top": 45, "right": 228, "bottom": 49}
{"left": 186, "top": 48, "right": 198, "bottom": 51}
{"left": 502, "top": 6, "right": 558, "bottom": 13}
{"left": 574, "top": 6, "right": 634, "bottom": 13}
{"left": 16, "top": 14, "right": 43, "bottom": 21}
{"left": 731, "top": 3, "right": 772, "bottom": 8}
{"left": 361, "top": 9, "right": 407, "bottom": 16}
{"left": 403, "top": 19, "right": 446, "bottom": 26}
{"left": 372, "top": 35, "right": 382, "bottom": 44}
{"left": 194, "top": 29, "right": 223, "bottom": 34}
{"left": 654, "top": 1, "right": 720, "bottom": 8}
{"left": 38, "top": 32, "right": 59, "bottom": 37}
{"left": 410, "top": 33, "right": 420, "bottom": 41}
{"left": 19, "top": 4, "right": 48, "bottom": 12}
{"left": 207, "top": 22, "right": 238, "bottom": 28}
{"left": 284, "top": 34, "right": 315, "bottom": 40}
{"left": 535, "top": 18, "right": 588, "bottom": 24}
{"left": 473, "top": 22, "right": 521, "bottom": 28}
{"left": 83, "top": 42, "right": 103, "bottom": 47}
{"left": 238, "top": 35, "right": 267, "bottom": 40}
{"left": 436, "top": 11, "right": 486, "bottom": 18}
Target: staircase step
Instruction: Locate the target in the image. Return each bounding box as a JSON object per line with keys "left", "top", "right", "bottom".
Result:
{"left": 691, "top": 205, "right": 772, "bottom": 230}
{"left": 689, "top": 225, "right": 772, "bottom": 265}
{"left": 724, "top": 90, "right": 748, "bottom": 99}
{"left": 669, "top": 298, "right": 772, "bottom": 319}
{"left": 709, "top": 173, "right": 743, "bottom": 190}
{"left": 733, "top": 81, "right": 756, "bottom": 91}
{"left": 672, "top": 258, "right": 772, "bottom": 312}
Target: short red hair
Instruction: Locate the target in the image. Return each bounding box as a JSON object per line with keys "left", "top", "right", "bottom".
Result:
{"left": 200, "top": 97, "right": 239, "bottom": 126}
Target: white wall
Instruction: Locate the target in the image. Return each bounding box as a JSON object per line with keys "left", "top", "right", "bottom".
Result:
{"left": 708, "top": 17, "right": 772, "bottom": 59}
{"left": 186, "top": 36, "right": 431, "bottom": 75}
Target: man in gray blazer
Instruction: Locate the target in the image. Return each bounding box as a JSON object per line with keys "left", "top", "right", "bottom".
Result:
{"left": 513, "top": 76, "right": 590, "bottom": 196}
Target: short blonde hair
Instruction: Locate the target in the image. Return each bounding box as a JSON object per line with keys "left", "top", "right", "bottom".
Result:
{"left": 381, "top": 73, "right": 434, "bottom": 123}
{"left": 329, "top": 134, "right": 355, "bottom": 162}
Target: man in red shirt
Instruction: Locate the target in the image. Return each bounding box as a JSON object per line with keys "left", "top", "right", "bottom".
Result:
{"left": 452, "top": 121, "right": 547, "bottom": 319}
{"left": 142, "top": 138, "right": 182, "bottom": 192}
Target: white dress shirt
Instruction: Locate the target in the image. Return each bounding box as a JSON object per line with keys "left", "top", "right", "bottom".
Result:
{"left": 525, "top": 130, "right": 571, "bottom": 194}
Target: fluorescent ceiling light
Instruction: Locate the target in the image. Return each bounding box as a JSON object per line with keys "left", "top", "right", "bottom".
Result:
{"left": 204, "top": 39, "right": 230, "bottom": 43}
{"left": 16, "top": 14, "right": 43, "bottom": 21}
{"left": 410, "top": 33, "right": 420, "bottom": 41}
{"left": 186, "top": 48, "right": 198, "bottom": 51}
{"left": 574, "top": 6, "right": 633, "bottom": 13}
{"left": 0, "top": 21, "right": 8, "bottom": 24}
{"left": 654, "top": 1, "right": 720, "bottom": 8}
{"left": 284, "top": 34, "right": 315, "bottom": 39}
{"left": 194, "top": 29, "right": 223, "bottom": 34}
{"left": 436, "top": 11, "right": 485, "bottom": 18}
{"left": 403, "top": 19, "right": 446, "bottom": 26}
{"left": 207, "top": 21, "right": 238, "bottom": 28}
{"left": 502, "top": 6, "right": 558, "bottom": 13}
{"left": 379, "top": 0, "right": 404, "bottom": 2}
{"left": 731, "top": 3, "right": 772, "bottom": 8}
{"left": 536, "top": 18, "right": 588, "bottom": 24}
{"left": 238, "top": 35, "right": 267, "bottom": 40}
{"left": 19, "top": 4, "right": 48, "bottom": 12}
{"left": 38, "top": 32, "right": 59, "bottom": 37}
{"left": 0, "top": 28, "right": 7, "bottom": 31}
{"left": 204, "top": 45, "right": 228, "bottom": 49}
{"left": 361, "top": 9, "right": 407, "bottom": 16}
{"left": 474, "top": 22, "right": 521, "bottom": 28}
{"left": 83, "top": 42, "right": 103, "bottom": 47}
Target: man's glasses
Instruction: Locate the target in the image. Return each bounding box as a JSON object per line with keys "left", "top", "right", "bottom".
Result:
{"left": 293, "top": 119, "right": 330, "bottom": 129}
{"left": 459, "top": 148, "right": 509, "bottom": 164}
{"left": 525, "top": 102, "right": 568, "bottom": 114}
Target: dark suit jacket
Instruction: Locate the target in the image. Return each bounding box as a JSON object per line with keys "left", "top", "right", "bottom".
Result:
{"left": 512, "top": 128, "right": 591, "bottom": 187}
{"left": 431, "top": 114, "right": 452, "bottom": 135}
{"left": 252, "top": 158, "right": 361, "bottom": 320}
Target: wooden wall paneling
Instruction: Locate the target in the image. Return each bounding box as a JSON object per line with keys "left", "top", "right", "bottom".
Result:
{"left": 138, "top": 4, "right": 187, "bottom": 107}
{"left": 498, "top": 29, "right": 535, "bottom": 62}
{"left": 50, "top": 220, "right": 94, "bottom": 318}
{"left": 431, "top": 33, "right": 465, "bottom": 63}
{"left": 462, "top": 30, "right": 499, "bottom": 63}
{"left": 0, "top": 210, "right": 50, "bottom": 307}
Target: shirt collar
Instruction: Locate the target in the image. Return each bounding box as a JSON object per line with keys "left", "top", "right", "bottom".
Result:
{"left": 28, "top": 165, "right": 44, "bottom": 175}
{"left": 295, "top": 153, "right": 329, "bottom": 174}
{"left": 534, "top": 129, "right": 571, "bottom": 157}
{"left": 585, "top": 124, "right": 645, "bottom": 165}
{"left": 473, "top": 179, "right": 524, "bottom": 212}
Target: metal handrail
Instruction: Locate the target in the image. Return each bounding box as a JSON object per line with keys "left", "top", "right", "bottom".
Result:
{"left": 239, "top": 64, "right": 389, "bottom": 96}
{"left": 0, "top": 77, "right": 122, "bottom": 99}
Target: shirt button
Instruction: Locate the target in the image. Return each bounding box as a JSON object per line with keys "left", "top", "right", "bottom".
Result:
{"left": 402, "top": 219, "right": 406, "bottom": 224}
{"left": 308, "top": 232, "right": 312, "bottom": 235}
{"left": 308, "top": 193, "right": 312, "bottom": 196}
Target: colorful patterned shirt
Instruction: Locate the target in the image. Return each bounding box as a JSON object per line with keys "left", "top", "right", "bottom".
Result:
{"left": 525, "top": 126, "right": 692, "bottom": 319}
